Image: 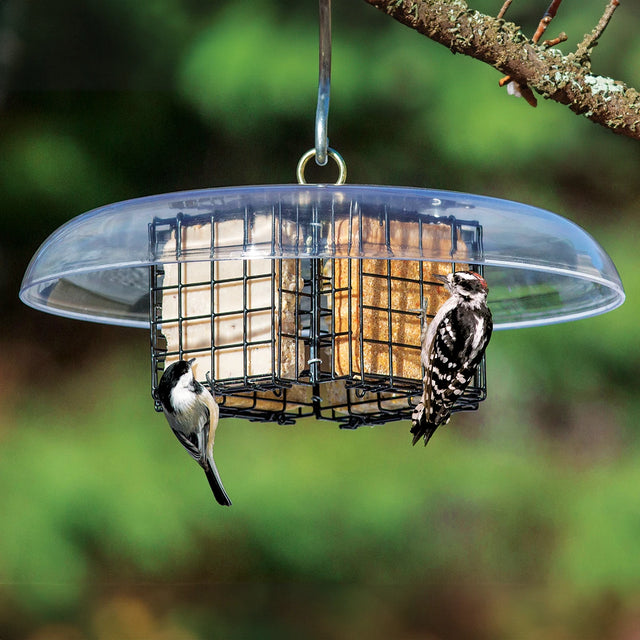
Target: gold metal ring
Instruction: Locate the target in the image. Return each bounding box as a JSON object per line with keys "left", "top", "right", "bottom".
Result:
{"left": 296, "top": 148, "right": 347, "bottom": 185}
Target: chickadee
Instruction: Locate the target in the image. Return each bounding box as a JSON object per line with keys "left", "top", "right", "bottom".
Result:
{"left": 411, "top": 271, "right": 493, "bottom": 446}
{"left": 157, "top": 359, "right": 232, "bottom": 506}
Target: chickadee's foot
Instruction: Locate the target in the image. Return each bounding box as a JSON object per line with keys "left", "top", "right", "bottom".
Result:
{"left": 205, "top": 371, "right": 215, "bottom": 391}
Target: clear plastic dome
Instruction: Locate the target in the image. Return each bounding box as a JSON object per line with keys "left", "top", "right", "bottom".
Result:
{"left": 19, "top": 184, "right": 624, "bottom": 329}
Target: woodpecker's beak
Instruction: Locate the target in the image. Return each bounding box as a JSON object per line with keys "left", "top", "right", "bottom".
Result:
{"left": 188, "top": 357, "right": 196, "bottom": 366}
{"left": 431, "top": 273, "right": 450, "bottom": 284}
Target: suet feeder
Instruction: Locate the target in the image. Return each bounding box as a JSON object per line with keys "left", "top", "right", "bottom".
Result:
{"left": 18, "top": 0, "right": 624, "bottom": 429}
{"left": 19, "top": 183, "right": 624, "bottom": 427}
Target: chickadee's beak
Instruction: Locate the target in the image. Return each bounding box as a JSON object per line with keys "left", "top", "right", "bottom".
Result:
{"left": 188, "top": 357, "right": 196, "bottom": 366}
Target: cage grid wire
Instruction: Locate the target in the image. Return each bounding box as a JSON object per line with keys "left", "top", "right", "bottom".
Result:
{"left": 149, "top": 200, "right": 486, "bottom": 428}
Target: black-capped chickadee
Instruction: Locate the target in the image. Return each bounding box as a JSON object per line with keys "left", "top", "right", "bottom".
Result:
{"left": 157, "top": 359, "right": 232, "bottom": 506}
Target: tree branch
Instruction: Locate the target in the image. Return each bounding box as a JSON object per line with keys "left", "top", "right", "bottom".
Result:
{"left": 576, "top": 0, "right": 620, "bottom": 60}
{"left": 362, "top": 0, "right": 640, "bottom": 140}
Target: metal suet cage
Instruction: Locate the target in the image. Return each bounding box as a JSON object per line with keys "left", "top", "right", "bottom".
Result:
{"left": 148, "top": 196, "right": 487, "bottom": 427}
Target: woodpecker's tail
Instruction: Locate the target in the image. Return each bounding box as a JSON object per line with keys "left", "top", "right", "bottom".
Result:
{"left": 410, "top": 402, "right": 439, "bottom": 447}
{"left": 203, "top": 457, "right": 232, "bottom": 506}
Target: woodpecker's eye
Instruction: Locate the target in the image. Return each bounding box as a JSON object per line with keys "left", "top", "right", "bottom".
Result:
{"left": 455, "top": 274, "right": 472, "bottom": 288}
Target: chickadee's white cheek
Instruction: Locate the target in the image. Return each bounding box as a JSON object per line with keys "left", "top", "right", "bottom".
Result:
{"left": 171, "top": 386, "right": 197, "bottom": 413}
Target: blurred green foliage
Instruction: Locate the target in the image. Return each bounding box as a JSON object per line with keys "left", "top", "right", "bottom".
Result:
{"left": 2, "top": 0, "right": 640, "bottom": 638}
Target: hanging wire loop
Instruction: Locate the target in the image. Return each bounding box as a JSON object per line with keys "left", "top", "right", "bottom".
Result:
{"left": 297, "top": 147, "right": 347, "bottom": 185}
{"left": 315, "top": 0, "right": 331, "bottom": 166}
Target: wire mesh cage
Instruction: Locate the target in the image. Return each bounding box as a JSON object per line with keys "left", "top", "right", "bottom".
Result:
{"left": 149, "top": 198, "right": 486, "bottom": 427}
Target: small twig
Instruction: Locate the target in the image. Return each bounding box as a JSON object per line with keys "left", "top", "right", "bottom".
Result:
{"left": 542, "top": 32, "right": 568, "bottom": 48}
{"left": 531, "top": 0, "right": 563, "bottom": 44}
{"left": 499, "top": 0, "right": 564, "bottom": 106}
{"left": 576, "top": 0, "right": 620, "bottom": 59}
{"left": 497, "top": 0, "right": 513, "bottom": 20}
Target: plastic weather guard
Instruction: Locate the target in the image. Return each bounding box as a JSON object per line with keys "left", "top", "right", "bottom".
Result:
{"left": 20, "top": 184, "right": 624, "bottom": 330}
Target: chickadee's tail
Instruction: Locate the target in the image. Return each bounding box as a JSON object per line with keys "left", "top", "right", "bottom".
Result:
{"left": 203, "top": 457, "right": 232, "bottom": 506}
{"left": 410, "top": 402, "right": 439, "bottom": 447}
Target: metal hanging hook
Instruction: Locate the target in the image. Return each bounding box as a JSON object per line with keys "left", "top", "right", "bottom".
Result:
{"left": 315, "top": 0, "right": 331, "bottom": 166}
{"left": 296, "top": 0, "right": 346, "bottom": 183}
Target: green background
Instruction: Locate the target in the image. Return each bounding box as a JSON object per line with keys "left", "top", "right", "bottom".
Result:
{"left": 2, "top": 1, "right": 640, "bottom": 637}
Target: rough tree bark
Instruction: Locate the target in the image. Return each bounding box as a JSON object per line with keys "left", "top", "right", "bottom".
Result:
{"left": 362, "top": 0, "right": 640, "bottom": 141}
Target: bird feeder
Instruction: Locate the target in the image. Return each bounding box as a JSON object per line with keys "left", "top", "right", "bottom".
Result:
{"left": 19, "top": 183, "right": 624, "bottom": 427}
